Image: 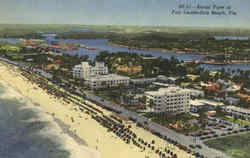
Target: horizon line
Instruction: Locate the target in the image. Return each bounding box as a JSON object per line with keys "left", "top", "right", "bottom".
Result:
{"left": 0, "top": 23, "right": 249, "bottom": 30}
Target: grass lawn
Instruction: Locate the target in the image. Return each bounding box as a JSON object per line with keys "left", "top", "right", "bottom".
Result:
{"left": 244, "top": 88, "right": 250, "bottom": 93}
{"left": 186, "top": 74, "right": 199, "bottom": 81}
{"left": 223, "top": 116, "right": 250, "bottom": 126}
{"left": 204, "top": 132, "right": 250, "bottom": 158}
{"left": 180, "top": 82, "right": 191, "bottom": 87}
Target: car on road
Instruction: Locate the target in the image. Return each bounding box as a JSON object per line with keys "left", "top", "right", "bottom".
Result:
{"left": 244, "top": 125, "right": 249, "bottom": 128}
{"left": 189, "top": 145, "right": 195, "bottom": 149}
{"left": 196, "top": 145, "right": 202, "bottom": 149}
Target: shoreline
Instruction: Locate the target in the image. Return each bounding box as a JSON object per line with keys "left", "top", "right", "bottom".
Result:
{"left": 0, "top": 79, "right": 96, "bottom": 158}
{"left": 108, "top": 41, "right": 211, "bottom": 55}
{"left": 0, "top": 61, "right": 195, "bottom": 158}
{"left": 0, "top": 62, "right": 101, "bottom": 158}
{"left": 108, "top": 42, "right": 250, "bottom": 64}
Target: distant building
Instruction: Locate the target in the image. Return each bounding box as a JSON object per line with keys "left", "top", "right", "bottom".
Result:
{"left": 225, "top": 97, "right": 240, "bottom": 105}
{"left": 73, "top": 62, "right": 108, "bottom": 79}
{"left": 85, "top": 74, "right": 130, "bottom": 89}
{"left": 222, "top": 106, "right": 250, "bottom": 120}
{"left": 186, "top": 89, "right": 205, "bottom": 98}
{"left": 157, "top": 75, "right": 178, "bottom": 83}
{"left": 214, "top": 36, "right": 249, "bottom": 41}
{"left": 217, "top": 79, "right": 241, "bottom": 92}
{"left": 142, "top": 57, "right": 158, "bottom": 60}
{"left": 25, "top": 58, "right": 34, "bottom": 62}
{"left": 145, "top": 87, "right": 190, "bottom": 113}
{"left": 152, "top": 82, "right": 174, "bottom": 88}
{"left": 32, "top": 68, "right": 53, "bottom": 79}
{"left": 190, "top": 100, "right": 206, "bottom": 113}
{"left": 130, "top": 78, "right": 157, "bottom": 85}
{"left": 190, "top": 99, "right": 215, "bottom": 113}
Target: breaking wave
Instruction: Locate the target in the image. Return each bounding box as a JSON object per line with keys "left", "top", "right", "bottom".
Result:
{"left": 0, "top": 81, "right": 100, "bottom": 158}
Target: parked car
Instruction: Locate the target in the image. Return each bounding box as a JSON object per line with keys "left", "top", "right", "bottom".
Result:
{"left": 189, "top": 145, "right": 195, "bottom": 149}
{"left": 196, "top": 145, "right": 202, "bottom": 149}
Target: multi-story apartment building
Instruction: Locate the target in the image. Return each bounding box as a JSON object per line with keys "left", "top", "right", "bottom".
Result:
{"left": 145, "top": 87, "right": 190, "bottom": 113}
{"left": 222, "top": 106, "right": 250, "bottom": 120}
{"left": 85, "top": 74, "right": 130, "bottom": 89}
{"left": 72, "top": 62, "right": 108, "bottom": 79}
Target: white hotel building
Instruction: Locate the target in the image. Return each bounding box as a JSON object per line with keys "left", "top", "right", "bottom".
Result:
{"left": 85, "top": 74, "right": 130, "bottom": 89}
{"left": 145, "top": 87, "right": 190, "bottom": 113}
{"left": 73, "top": 62, "right": 108, "bottom": 79}
{"left": 73, "top": 62, "right": 130, "bottom": 89}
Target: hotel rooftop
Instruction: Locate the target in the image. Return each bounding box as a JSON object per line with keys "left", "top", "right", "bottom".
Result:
{"left": 145, "top": 87, "right": 189, "bottom": 96}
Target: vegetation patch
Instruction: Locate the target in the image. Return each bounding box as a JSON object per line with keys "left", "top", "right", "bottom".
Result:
{"left": 204, "top": 132, "right": 250, "bottom": 158}
{"left": 144, "top": 113, "right": 200, "bottom": 134}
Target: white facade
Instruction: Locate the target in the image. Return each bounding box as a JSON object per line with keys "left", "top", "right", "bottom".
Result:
{"left": 130, "top": 78, "right": 157, "bottom": 85}
{"left": 73, "top": 62, "right": 108, "bottom": 79}
{"left": 85, "top": 74, "right": 130, "bottom": 89}
{"left": 222, "top": 106, "right": 250, "bottom": 120}
{"left": 190, "top": 100, "right": 205, "bottom": 113}
{"left": 145, "top": 87, "right": 190, "bottom": 113}
{"left": 186, "top": 89, "right": 205, "bottom": 98}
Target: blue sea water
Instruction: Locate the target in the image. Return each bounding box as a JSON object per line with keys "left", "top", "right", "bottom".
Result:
{"left": 0, "top": 83, "right": 71, "bottom": 158}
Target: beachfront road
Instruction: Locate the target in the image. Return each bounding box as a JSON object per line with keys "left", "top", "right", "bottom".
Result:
{"left": 0, "top": 57, "right": 230, "bottom": 158}
{"left": 83, "top": 91, "right": 231, "bottom": 158}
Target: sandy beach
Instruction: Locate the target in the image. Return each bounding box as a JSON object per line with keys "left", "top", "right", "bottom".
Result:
{"left": 0, "top": 61, "right": 194, "bottom": 158}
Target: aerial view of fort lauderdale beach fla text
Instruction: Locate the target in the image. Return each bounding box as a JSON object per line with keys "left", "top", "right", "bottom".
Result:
{"left": 0, "top": 0, "right": 250, "bottom": 158}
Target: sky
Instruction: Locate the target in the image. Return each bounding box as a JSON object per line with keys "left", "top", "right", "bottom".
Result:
{"left": 0, "top": 0, "right": 249, "bottom": 27}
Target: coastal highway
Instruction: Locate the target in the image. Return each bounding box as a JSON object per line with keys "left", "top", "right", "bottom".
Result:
{"left": 83, "top": 91, "right": 231, "bottom": 158}
{"left": 0, "top": 57, "right": 230, "bottom": 158}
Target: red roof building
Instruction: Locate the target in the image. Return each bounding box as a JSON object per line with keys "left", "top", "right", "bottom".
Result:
{"left": 55, "top": 60, "right": 63, "bottom": 64}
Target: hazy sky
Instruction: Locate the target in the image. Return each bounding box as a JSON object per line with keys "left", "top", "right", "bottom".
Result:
{"left": 0, "top": 0, "right": 249, "bottom": 27}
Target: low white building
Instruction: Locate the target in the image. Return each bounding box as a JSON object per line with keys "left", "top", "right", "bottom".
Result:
{"left": 73, "top": 62, "right": 108, "bottom": 79}
{"left": 130, "top": 78, "right": 157, "bottom": 85}
{"left": 222, "top": 106, "right": 250, "bottom": 120}
{"left": 85, "top": 74, "right": 130, "bottom": 89}
{"left": 145, "top": 87, "right": 190, "bottom": 113}
{"left": 186, "top": 89, "right": 205, "bottom": 98}
{"left": 32, "top": 68, "right": 53, "bottom": 79}
{"left": 190, "top": 100, "right": 206, "bottom": 113}
{"left": 157, "top": 75, "right": 178, "bottom": 83}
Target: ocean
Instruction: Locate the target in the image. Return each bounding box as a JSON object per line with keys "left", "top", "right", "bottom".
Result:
{"left": 0, "top": 81, "right": 98, "bottom": 158}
